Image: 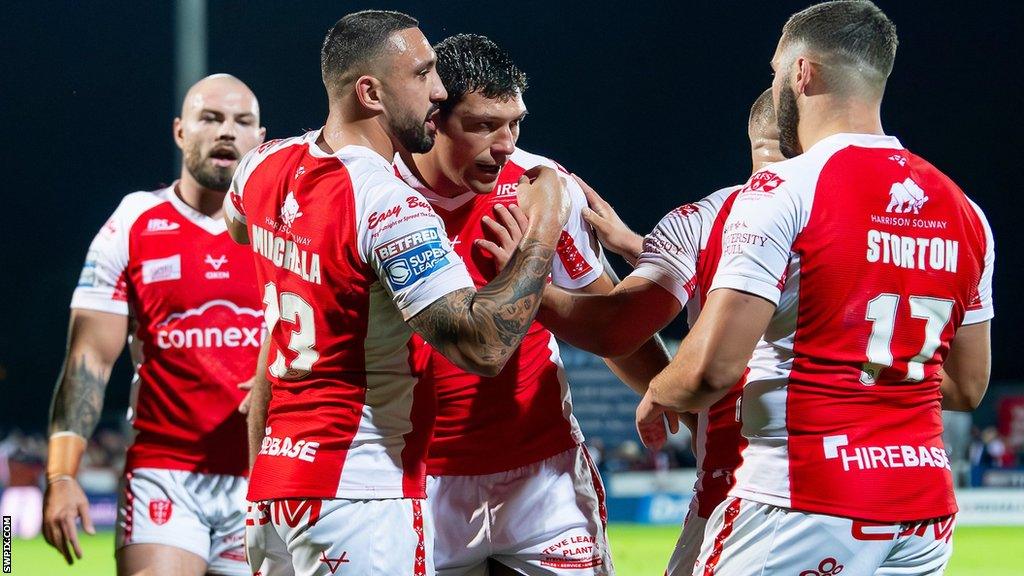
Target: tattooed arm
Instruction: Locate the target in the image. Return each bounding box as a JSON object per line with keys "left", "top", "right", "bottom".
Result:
{"left": 44, "top": 308, "right": 126, "bottom": 564}
{"left": 49, "top": 310, "right": 124, "bottom": 436}
{"left": 408, "top": 167, "right": 569, "bottom": 377}
{"left": 409, "top": 238, "right": 557, "bottom": 376}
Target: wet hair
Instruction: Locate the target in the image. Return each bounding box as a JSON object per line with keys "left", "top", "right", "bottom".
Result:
{"left": 781, "top": 0, "right": 898, "bottom": 93}
{"left": 433, "top": 34, "right": 528, "bottom": 114}
{"left": 321, "top": 10, "right": 418, "bottom": 93}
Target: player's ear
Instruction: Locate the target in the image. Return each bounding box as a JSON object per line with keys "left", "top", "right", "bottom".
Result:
{"left": 258, "top": 125, "right": 267, "bottom": 143}
{"left": 173, "top": 117, "right": 185, "bottom": 151}
{"left": 794, "top": 56, "right": 814, "bottom": 97}
{"left": 355, "top": 75, "right": 385, "bottom": 113}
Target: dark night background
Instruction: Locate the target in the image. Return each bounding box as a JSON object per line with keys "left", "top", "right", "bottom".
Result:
{"left": 1, "top": 1, "right": 1021, "bottom": 431}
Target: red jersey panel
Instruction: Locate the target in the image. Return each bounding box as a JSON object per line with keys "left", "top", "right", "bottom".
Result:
{"left": 72, "top": 186, "right": 262, "bottom": 476}
{"left": 228, "top": 131, "right": 473, "bottom": 500}
{"left": 632, "top": 186, "right": 747, "bottom": 518}
{"left": 713, "top": 133, "right": 994, "bottom": 522}
{"left": 395, "top": 148, "right": 603, "bottom": 475}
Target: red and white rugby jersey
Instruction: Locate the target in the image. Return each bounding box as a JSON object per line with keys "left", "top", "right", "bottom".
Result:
{"left": 226, "top": 130, "right": 473, "bottom": 500}
{"left": 71, "top": 185, "right": 262, "bottom": 476}
{"left": 394, "top": 148, "right": 603, "bottom": 475}
{"left": 710, "top": 133, "right": 995, "bottom": 522}
{"left": 631, "top": 186, "right": 747, "bottom": 519}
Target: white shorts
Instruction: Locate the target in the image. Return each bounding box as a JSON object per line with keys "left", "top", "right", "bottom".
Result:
{"left": 246, "top": 497, "right": 433, "bottom": 576}
{"left": 427, "top": 445, "right": 613, "bottom": 576}
{"left": 116, "top": 467, "right": 249, "bottom": 576}
{"left": 694, "top": 497, "right": 955, "bottom": 576}
{"left": 665, "top": 497, "right": 706, "bottom": 576}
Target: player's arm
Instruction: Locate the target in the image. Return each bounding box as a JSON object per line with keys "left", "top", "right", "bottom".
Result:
{"left": 540, "top": 276, "right": 679, "bottom": 362}
{"left": 408, "top": 167, "right": 570, "bottom": 377}
{"left": 942, "top": 200, "right": 995, "bottom": 411}
{"left": 571, "top": 270, "right": 673, "bottom": 395}
{"left": 939, "top": 321, "right": 991, "bottom": 411}
{"left": 643, "top": 177, "right": 799, "bottom": 418}
{"left": 246, "top": 337, "right": 272, "bottom": 469}
{"left": 44, "top": 308, "right": 127, "bottom": 564}
{"left": 649, "top": 288, "right": 773, "bottom": 412}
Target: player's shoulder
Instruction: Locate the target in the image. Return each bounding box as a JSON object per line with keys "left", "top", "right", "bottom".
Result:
{"left": 344, "top": 147, "right": 417, "bottom": 198}
{"left": 110, "top": 187, "right": 173, "bottom": 224}
{"left": 336, "top": 148, "right": 438, "bottom": 230}
{"left": 657, "top": 184, "right": 741, "bottom": 228}
{"left": 237, "top": 133, "right": 311, "bottom": 178}
{"left": 506, "top": 147, "right": 583, "bottom": 202}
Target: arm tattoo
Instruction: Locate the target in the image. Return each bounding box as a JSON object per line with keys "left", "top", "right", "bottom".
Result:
{"left": 410, "top": 238, "right": 556, "bottom": 371}
{"left": 50, "top": 354, "right": 109, "bottom": 438}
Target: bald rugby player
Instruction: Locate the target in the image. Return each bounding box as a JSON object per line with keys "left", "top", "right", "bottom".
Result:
{"left": 44, "top": 74, "right": 268, "bottom": 576}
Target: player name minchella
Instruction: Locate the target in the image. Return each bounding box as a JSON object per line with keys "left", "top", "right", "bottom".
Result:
{"left": 250, "top": 222, "right": 323, "bottom": 285}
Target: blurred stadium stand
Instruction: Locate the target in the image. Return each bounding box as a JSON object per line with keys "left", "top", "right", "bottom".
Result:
{"left": 2, "top": 344, "right": 1022, "bottom": 534}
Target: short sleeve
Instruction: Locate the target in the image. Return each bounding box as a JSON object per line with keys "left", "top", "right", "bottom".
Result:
{"left": 70, "top": 205, "right": 131, "bottom": 316}
{"left": 963, "top": 199, "right": 995, "bottom": 325}
{"left": 551, "top": 176, "right": 604, "bottom": 289}
{"left": 630, "top": 203, "right": 708, "bottom": 308}
{"left": 710, "top": 181, "right": 804, "bottom": 305}
{"left": 359, "top": 184, "right": 474, "bottom": 320}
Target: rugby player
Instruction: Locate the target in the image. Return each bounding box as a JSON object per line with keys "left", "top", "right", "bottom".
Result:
{"left": 225, "top": 12, "right": 570, "bottom": 576}
{"left": 395, "top": 34, "right": 669, "bottom": 576}
{"left": 44, "top": 74, "right": 267, "bottom": 576}
{"left": 538, "top": 89, "right": 782, "bottom": 576}
{"left": 641, "top": 2, "right": 994, "bottom": 573}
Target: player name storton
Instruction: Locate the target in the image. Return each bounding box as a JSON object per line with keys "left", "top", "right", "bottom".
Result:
{"left": 866, "top": 230, "right": 958, "bottom": 272}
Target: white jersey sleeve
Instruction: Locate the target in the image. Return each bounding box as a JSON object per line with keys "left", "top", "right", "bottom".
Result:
{"left": 630, "top": 187, "right": 737, "bottom": 307}
{"left": 963, "top": 199, "right": 995, "bottom": 325}
{"left": 358, "top": 180, "right": 475, "bottom": 320}
{"left": 551, "top": 175, "right": 604, "bottom": 289}
{"left": 70, "top": 192, "right": 160, "bottom": 315}
{"left": 710, "top": 172, "right": 809, "bottom": 305}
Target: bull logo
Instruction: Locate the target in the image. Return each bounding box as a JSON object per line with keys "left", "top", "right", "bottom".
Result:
{"left": 886, "top": 178, "right": 928, "bottom": 214}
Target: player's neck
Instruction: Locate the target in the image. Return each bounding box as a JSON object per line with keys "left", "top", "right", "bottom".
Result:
{"left": 176, "top": 173, "right": 226, "bottom": 218}
{"left": 320, "top": 109, "right": 396, "bottom": 162}
{"left": 798, "top": 97, "right": 885, "bottom": 152}
{"left": 404, "top": 151, "right": 466, "bottom": 199}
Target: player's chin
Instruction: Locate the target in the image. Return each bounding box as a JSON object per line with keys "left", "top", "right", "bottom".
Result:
{"left": 468, "top": 173, "right": 499, "bottom": 194}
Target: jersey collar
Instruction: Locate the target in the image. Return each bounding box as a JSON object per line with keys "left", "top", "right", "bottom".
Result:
{"left": 393, "top": 153, "right": 477, "bottom": 212}
{"left": 809, "top": 132, "right": 904, "bottom": 153}
{"left": 165, "top": 182, "right": 228, "bottom": 236}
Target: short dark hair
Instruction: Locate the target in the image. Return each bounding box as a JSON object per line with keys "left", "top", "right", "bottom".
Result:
{"left": 433, "top": 34, "right": 528, "bottom": 114}
{"left": 321, "top": 10, "right": 419, "bottom": 93}
{"left": 748, "top": 88, "right": 775, "bottom": 134}
{"left": 781, "top": 0, "right": 898, "bottom": 91}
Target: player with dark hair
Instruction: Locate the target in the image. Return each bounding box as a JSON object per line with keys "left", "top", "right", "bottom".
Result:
{"left": 395, "top": 33, "right": 669, "bottom": 575}
{"left": 226, "top": 12, "right": 571, "bottom": 576}
{"left": 538, "top": 88, "right": 782, "bottom": 576}
{"left": 43, "top": 74, "right": 267, "bottom": 576}
{"left": 638, "top": 2, "right": 993, "bottom": 573}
